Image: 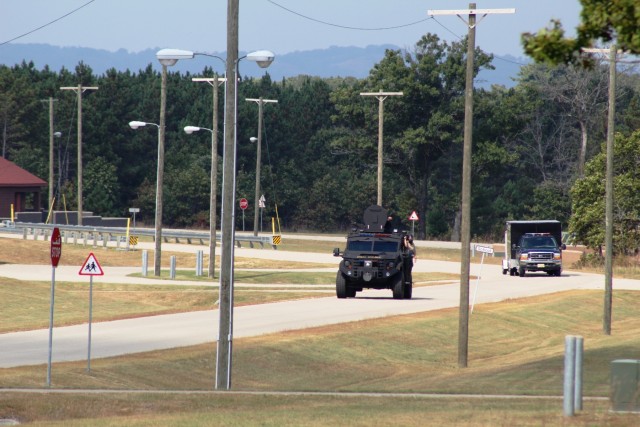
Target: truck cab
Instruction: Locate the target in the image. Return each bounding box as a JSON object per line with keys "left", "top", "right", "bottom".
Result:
{"left": 515, "top": 233, "right": 565, "bottom": 277}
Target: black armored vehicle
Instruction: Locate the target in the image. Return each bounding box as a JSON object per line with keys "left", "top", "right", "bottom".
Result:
{"left": 333, "top": 205, "right": 413, "bottom": 299}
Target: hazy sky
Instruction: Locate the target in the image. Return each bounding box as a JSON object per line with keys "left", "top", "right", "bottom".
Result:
{"left": 2, "top": 0, "right": 581, "bottom": 58}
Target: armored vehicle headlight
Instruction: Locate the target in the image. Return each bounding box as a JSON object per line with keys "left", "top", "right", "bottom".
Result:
{"left": 344, "top": 260, "right": 352, "bottom": 268}
{"left": 520, "top": 253, "right": 529, "bottom": 261}
{"left": 554, "top": 252, "right": 561, "bottom": 260}
{"left": 387, "top": 261, "right": 395, "bottom": 270}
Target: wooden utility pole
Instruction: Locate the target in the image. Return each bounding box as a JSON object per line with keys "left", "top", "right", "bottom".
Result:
{"left": 583, "top": 46, "right": 618, "bottom": 335}
{"left": 360, "top": 90, "right": 403, "bottom": 206}
{"left": 45, "top": 97, "right": 58, "bottom": 209}
{"left": 60, "top": 85, "right": 98, "bottom": 225}
{"left": 246, "top": 97, "right": 277, "bottom": 236}
{"left": 428, "top": 3, "right": 514, "bottom": 368}
{"left": 193, "top": 77, "right": 227, "bottom": 279}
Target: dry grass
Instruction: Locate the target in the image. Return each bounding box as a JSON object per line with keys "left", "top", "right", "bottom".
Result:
{"left": 2, "top": 290, "right": 640, "bottom": 426}
{"left": 0, "top": 236, "right": 334, "bottom": 269}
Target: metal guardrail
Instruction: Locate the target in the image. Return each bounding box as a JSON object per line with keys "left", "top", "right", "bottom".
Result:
{"left": 1, "top": 222, "right": 276, "bottom": 249}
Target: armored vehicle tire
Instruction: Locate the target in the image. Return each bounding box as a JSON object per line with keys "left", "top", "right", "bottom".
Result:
{"left": 336, "top": 272, "right": 348, "bottom": 299}
{"left": 509, "top": 269, "right": 515, "bottom": 276}
{"left": 392, "top": 274, "right": 404, "bottom": 299}
{"left": 347, "top": 287, "right": 357, "bottom": 298}
{"left": 403, "top": 281, "right": 412, "bottom": 299}
{"left": 519, "top": 267, "right": 526, "bottom": 277}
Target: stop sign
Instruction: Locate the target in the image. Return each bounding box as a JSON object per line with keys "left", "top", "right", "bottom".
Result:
{"left": 50, "top": 227, "right": 62, "bottom": 267}
{"left": 239, "top": 198, "right": 249, "bottom": 210}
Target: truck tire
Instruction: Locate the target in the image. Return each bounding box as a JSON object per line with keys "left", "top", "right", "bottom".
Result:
{"left": 392, "top": 274, "right": 404, "bottom": 299}
{"left": 336, "top": 272, "right": 348, "bottom": 298}
{"left": 519, "top": 267, "right": 526, "bottom": 277}
{"left": 403, "top": 278, "right": 413, "bottom": 299}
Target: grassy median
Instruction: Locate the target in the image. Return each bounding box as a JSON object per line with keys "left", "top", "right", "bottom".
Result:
{"left": 2, "top": 290, "right": 640, "bottom": 426}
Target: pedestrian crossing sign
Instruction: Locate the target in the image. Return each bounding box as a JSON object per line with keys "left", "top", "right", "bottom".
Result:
{"left": 79, "top": 252, "right": 104, "bottom": 276}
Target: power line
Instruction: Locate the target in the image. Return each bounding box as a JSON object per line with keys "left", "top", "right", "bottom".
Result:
{"left": 266, "top": 0, "right": 430, "bottom": 30}
{"left": 0, "top": 0, "right": 97, "bottom": 47}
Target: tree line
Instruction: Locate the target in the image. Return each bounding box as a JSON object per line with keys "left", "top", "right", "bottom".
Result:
{"left": 2, "top": 32, "right": 640, "bottom": 251}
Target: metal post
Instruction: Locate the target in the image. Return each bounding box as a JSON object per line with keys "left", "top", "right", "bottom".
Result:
{"left": 170, "top": 255, "right": 176, "bottom": 279}
{"left": 46, "top": 267, "right": 56, "bottom": 387}
{"left": 142, "top": 250, "right": 148, "bottom": 277}
{"left": 564, "top": 335, "right": 577, "bottom": 416}
{"left": 575, "top": 336, "right": 584, "bottom": 411}
{"left": 87, "top": 275, "right": 93, "bottom": 373}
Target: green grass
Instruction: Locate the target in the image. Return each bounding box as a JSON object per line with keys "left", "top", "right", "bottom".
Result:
{"left": 2, "top": 290, "right": 640, "bottom": 426}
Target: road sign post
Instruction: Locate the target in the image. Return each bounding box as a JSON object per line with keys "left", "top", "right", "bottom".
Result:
{"left": 47, "top": 227, "right": 62, "bottom": 386}
{"left": 79, "top": 253, "right": 104, "bottom": 372}
{"left": 239, "top": 198, "right": 248, "bottom": 231}
{"left": 471, "top": 245, "right": 494, "bottom": 313}
{"left": 408, "top": 211, "right": 419, "bottom": 236}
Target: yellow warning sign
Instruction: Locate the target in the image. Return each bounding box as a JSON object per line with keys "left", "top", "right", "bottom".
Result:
{"left": 272, "top": 235, "right": 281, "bottom": 245}
{"left": 129, "top": 236, "right": 138, "bottom": 246}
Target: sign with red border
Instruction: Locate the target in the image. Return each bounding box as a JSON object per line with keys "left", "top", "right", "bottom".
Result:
{"left": 408, "top": 211, "right": 419, "bottom": 221}
{"left": 50, "top": 227, "right": 62, "bottom": 268}
{"left": 239, "top": 198, "right": 249, "bottom": 210}
{"left": 79, "top": 253, "right": 104, "bottom": 276}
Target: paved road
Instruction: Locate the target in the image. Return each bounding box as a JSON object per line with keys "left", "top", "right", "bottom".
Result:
{"left": 1, "top": 237, "right": 638, "bottom": 368}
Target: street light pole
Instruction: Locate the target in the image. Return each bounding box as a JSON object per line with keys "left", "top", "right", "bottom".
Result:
{"left": 246, "top": 97, "right": 277, "bottom": 236}
{"left": 60, "top": 85, "right": 98, "bottom": 225}
{"left": 217, "top": 3, "right": 275, "bottom": 386}
{"left": 359, "top": 90, "right": 403, "bottom": 206}
{"left": 217, "top": 0, "right": 240, "bottom": 390}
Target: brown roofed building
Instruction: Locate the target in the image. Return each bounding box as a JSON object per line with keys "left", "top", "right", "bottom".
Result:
{"left": 0, "top": 157, "right": 46, "bottom": 219}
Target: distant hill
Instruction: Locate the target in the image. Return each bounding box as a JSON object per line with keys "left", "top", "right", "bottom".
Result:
{"left": 0, "top": 43, "right": 526, "bottom": 87}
